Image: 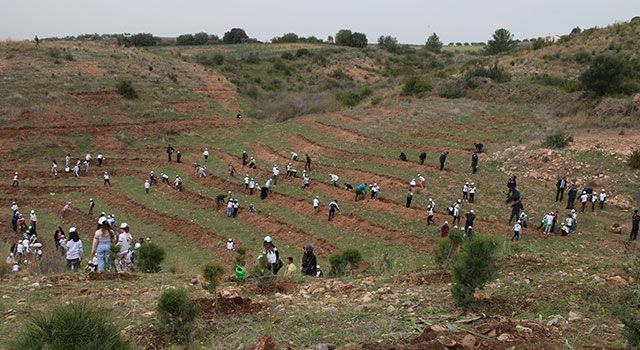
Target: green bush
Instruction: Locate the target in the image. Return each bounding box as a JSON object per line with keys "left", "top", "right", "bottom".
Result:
{"left": 116, "top": 79, "right": 138, "bottom": 99}
{"left": 197, "top": 54, "right": 224, "bottom": 66}
{"left": 328, "top": 68, "right": 351, "bottom": 80}
{"left": 485, "top": 28, "right": 516, "bottom": 55}
{"left": 425, "top": 33, "right": 443, "bottom": 53}
{"left": 138, "top": 243, "right": 165, "bottom": 273}
{"left": 629, "top": 150, "right": 640, "bottom": 169}
{"left": 378, "top": 35, "right": 399, "bottom": 52}
{"left": 273, "top": 59, "right": 292, "bottom": 75}
{"left": 280, "top": 52, "right": 294, "bottom": 60}
{"left": 329, "top": 249, "right": 363, "bottom": 276}
{"left": 202, "top": 263, "right": 225, "bottom": 292}
{"left": 580, "top": 54, "right": 634, "bottom": 96}
{"left": 328, "top": 253, "right": 347, "bottom": 276}
{"left": 466, "top": 64, "right": 511, "bottom": 83}
{"left": 252, "top": 255, "right": 276, "bottom": 290}
{"left": 8, "top": 302, "right": 131, "bottom": 350}
{"left": 244, "top": 53, "right": 261, "bottom": 64}
{"left": 295, "top": 48, "right": 310, "bottom": 57}
{"left": 341, "top": 248, "right": 362, "bottom": 268}
{"left": 438, "top": 86, "right": 464, "bottom": 99}
{"left": 336, "top": 87, "right": 373, "bottom": 106}
{"left": 451, "top": 236, "right": 498, "bottom": 308}
{"left": 532, "top": 39, "right": 547, "bottom": 50}
{"left": 401, "top": 76, "right": 432, "bottom": 97}
{"left": 235, "top": 247, "right": 247, "bottom": 266}
{"left": 574, "top": 51, "right": 592, "bottom": 64}
{"left": 335, "top": 29, "right": 368, "bottom": 48}
{"left": 157, "top": 289, "right": 199, "bottom": 343}
{"left": 543, "top": 131, "right": 573, "bottom": 149}
{"left": 222, "top": 28, "right": 249, "bottom": 44}
{"left": 435, "top": 229, "right": 464, "bottom": 268}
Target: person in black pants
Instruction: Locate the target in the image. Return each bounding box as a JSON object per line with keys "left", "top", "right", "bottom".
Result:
{"left": 328, "top": 200, "right": 340, "bottom": 221}
{"left": 566, "top": 185, "right": 578, "bottom": 209}
{"left": 166, "top": 144, "right": 175, "bottom": 162}
{"left": 471, "top": 152, "right": 479, "bottom": 174}
{"left": 509, "top": 200, "right": 524, "bottom": 225}
{"left": 556, "top": 176, "right": 567, "bottom": 202}
{"left": 406, "top": 188, "right": 413, "bottom": 208}
{"left": 305, "top": 153, "right": 312, "bottom": 171}
{"left": 631, "top": 210, "right": 640, "bottom": 241}
{"left": 419, "top": 152, "right": 427, "bottom": 165}
{"left": 439, "top": 151, "right": 448, "bottom": 171}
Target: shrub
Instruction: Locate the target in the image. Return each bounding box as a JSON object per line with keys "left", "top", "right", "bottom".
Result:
{"left": 435, "top": 229, "right": 464, "bottom": 268}
{"left": 466, "top": 64, "right": 511, "bottom": 83}
{"left": 115, "top": 80, "right": 138, "bottom": 99}
{"left": 335, "top": 29, "right": 368, "bottom": 48}
{"left": 295, "top": 48, "right": 310, "bottom": 57}
{"left": 485, "top": 28, "right": 516, "bottom": 55}
{"left": 580, "top": 54, "right": 634, "bottom": 96}
{"left": 532, "top": 39, "right": 547, "bottom": 50}
{"left": 336, "top": 87, "right": 373, "bottom": 106}
{"left": 329, "top": 249, "right": 363, "bottom": 276}
{"left": 157, "top": 289, "right": 199, "bottom": 343}
{"left": 341, "top": 248, "right": 362, "bottom": 268}
{"left": 328, "top": 68, "right": 350, "bottom": 80}
{"left": 271, "top": 32, "right": 299, "bottom": 43}
{"left": 328, "top": 253, "right": 347, "bottom": 276}
{"left": 543, "top": 131, "right": 573, "bottom": 149}
{"left": 244, "top": 52, "right": 261, "bottom": 64}
{"left": 438, "top": 86, "right": 464, "bottom": 99}
{"left": 202, "top": 263, "right": 225, "bottom": 292}
{"left": 273, "top": 59, "right": 292, "bottom": 75}
{"left": 451, "top": 236, "right": 498, "bottom": 308}
{"left": 138, "top": 243, "right": 165, "bottom": 273}
{"left": 425, "top": 33, "right": 443, "bottom": 53}
{"left": 280, "top": 52, "right": 294, "bottom": 60}
{"left": 223, "top": 28, "right": 249, "bottom": 44}
{"left": 252, "top": 255, "right": 275, "bottom": 290}
{"left": 167, "top": 72, "right": 178, "bottom": 83}
{"left": 198, "top": 54, "right": 224, "bottom": 66}
{"left": 629, "top": 150, "right": 640, "bottom": 169}
{"left": 235, "top": 247, "right": 247, "bottom": 266}
{"left": 401, "top": 76, "right": 432, "bottom": 97}
{"left": 378, "top": 35, "right": 399, "bottom": 52}
{"left": 120, "top": 33, "right": 157, "bottom": 47}
{"left": 620, "top": 311, "right": 640, "bottom": 347}
{"left": 8, "top": 302, "right": 131, "bottom": 350}
{"left": 574, "top": 51, "right": 592, "bottom": 64}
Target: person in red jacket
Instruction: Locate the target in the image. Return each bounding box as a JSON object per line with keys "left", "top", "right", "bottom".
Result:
{"left": 441, "top": 221, "right": 449, "bottom": 238}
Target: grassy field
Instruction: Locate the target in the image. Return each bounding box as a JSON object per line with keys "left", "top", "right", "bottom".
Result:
{"left": 1, "top": 20, "right": 639, "bottom": 349}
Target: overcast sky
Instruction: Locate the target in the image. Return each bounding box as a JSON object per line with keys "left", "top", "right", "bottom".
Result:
{"left": 1, "top": 0, "right": 638, "bottom": 44}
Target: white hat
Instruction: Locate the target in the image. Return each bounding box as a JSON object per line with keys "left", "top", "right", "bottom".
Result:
{"left": 98, "top": 217, "right": 108, "bottom": 225}
{"left": 264, "top": 236, "right": 273, "bottom": 243}
{"left": 120, "top": 223, "right": 128, "bottom": 229}
{"left": 228, "top": 238, "right": 233, "bottom": 242}
{"left": 571, "top": 209, "right": 576, "bottom": 213}
{"left": 470, "top": 210, "right": 474, "bottom": 213}
{"left": 90, "top": 198, "right": 93, "bottom": 201}
{"left": 444, "top": 221, "right": 448, "bottom": 224}
{"left": 30, "top": 210, "right": 34, "bottom": 214}
{"left": 67, "top": 202, "right": 71, "bottom": 204}
{"left": 69, "top": 227, "right": 77, "bottom": 233}
{"left": 601, "top": 189, "right": 605, "bottom": 192}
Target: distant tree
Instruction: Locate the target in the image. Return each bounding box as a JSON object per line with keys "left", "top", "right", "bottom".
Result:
{"left": 631, "top": 16, "right": 640, "bottom": 23}
{"left": 193, "top": 32, "right": 210, "bottom": 45}
{"left": 485, "top": 28, "right": 516, "bottom": 55}
{"left": 425, "top": 33, "right": 443, "bottom": 53}
{"left": 272, "top": 33, "right": 299, "bottom": 43}
{"left": 580, "top": 53, "right": 633, "bottom": 96}
{"left": 223, "top": 28, "right": 249, "bottom": 44}
{"left": 377, "top": 35, "right": 398, "bottom": 52}
{"left": 571, "top": 27, "right": 582, "bottom": 35}
{"left": 176, "top": 34, "right": 195, "bottom": 46}
{"left": 120, "top": 33, "right": 157, "bottom": 47}
{"left": 351, "top": 32, "right": 368, "bottom": 48}
{"left": 455, "top": 42, "right": 463, "bottom": 46}
{"left": 335, "top": 29, "right": 353, "bottom": 46}
{"left": 327, "top": 35, "right": 334, "bottom": 44}
{"left": 464, "top": 42, "right": 470, "bottom": 46}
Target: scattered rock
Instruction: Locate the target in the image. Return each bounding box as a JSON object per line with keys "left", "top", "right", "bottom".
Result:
{"left": 386, "top": 305, "right": 396, "bottom": 314}
{"left": 606, "top": 276, "right": 629, "bottom": 286}
{"left": 191, "top": 277, "right": 199, "bottom": 285}
{"left": 253, "top": 335, "right": 276, "bottom": 350}
{"left": 462, "top": 334, "right": 476, "bottom": 349}
{"left": 568, "top": 311, "right": 582, "bottom": 322}
{"left": 497, "top": 333, "right": 511, "bottom": 342}
{"left": 430, "top": 324, "right": 447, "bottom": 332}
{"left": 315, "top": 344, "right": 330, "bottom": 350}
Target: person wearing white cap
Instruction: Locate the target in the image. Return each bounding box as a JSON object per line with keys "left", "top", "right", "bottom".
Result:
{"left": 427, "top": 205, "right": 435, "bottom": 225}
{"left": 10, "top": 201, "right": 19, "bottom": 213}
{"left": 272, "top": 165, "right": 280, "bottom": 185}
{"left": 226, "top": 238, "right": 235, "bottom": 251}
{"left": 226, "top": 198, "right": 234, "bottom": 217}
{"left": 468, "top": 183, "right": 477, "bottom": 203}
{"left": 175, "top": 175, "right": 183, "bottom": 192}
{"left": 73, "top": 162, "right": 80, "bottom": 177}
{"left": 262, "top": 236, "right": 282, "bottom": 275}
{"left": 88, "top": 198, "right": 95, "bottom": 215}
{"left": 115, "top": 223, "right": 133, "bottom": 272}
{"left": 103, "top": 171, "right": 111, "bottom": 186}
{"left": 144, "top": 179, "right": 150, "bottom": 194}
{"left": 242, "top": 150, "right": 248, "bottom": 166}
{"left": 243, "top": 174, "right": 250, "bottom": 189}
{"left": 418, "top": 174, "right": 425, "bottom": 188}
{"left": 107, "top": 214, "right": 116, "bottom": 228}
{"left": 51, "top": 160, "right": 58, "bottom": 176}
{"left": 66, "top": 227, "right": 83, "bottom": 271}
{"left": 92, "top": 217, "right": 116, "bottom": 272}
{"left": 149, "top": 171, "right": 157, "bottom": 185}
{"left": 62, "top": 202, "right": 72, "bottom": 218}
{"left": 83, "top": 159, "right": 90, "bottom": 174}
{"left": 591, "top": 190, "right": 598, "bottom": 212}
{"left": 12, "top": 172, "right": 19, "bottom": 187}
{"left": 97, "top": 153, "right": 104, "bottom": 167}
{"left": 29, "top": 210, "right": 37, "bottom": 233}
{"left": 249, "top": 178, "right": 255, "bottom": 195}
{"left": 462, "top": 182, "right": 469, "bottom": 200}
{"left": 249, "top": 157, "right": 256, "bottom": 169}
{"left": 290, "top": 151, "right": 298, "bottom": 161}
{"left": 464, "top": 210, "right": 476, "bottom": 232}
{"left": 441, "top": 221, "right": 449, "bottom": 237}
{"left": 580, "top": 191, "right": 588, "bottom": 213}
{"left": 203, "top": 147, "right": 209, "bottom": 162}
{"left": 544, "top": 212, "right": 554, "bottom": 236}
{"left": 598, "top": 189, "right": 607, "bottom": 210}
{"left": 313, "top": 196, "right": 320, "bottom": 213}
{"left": 330, "top": 173, "right": 339, "bottom": 187}
{"left": 452, "top": 200, "right": 462, "bottom": 226}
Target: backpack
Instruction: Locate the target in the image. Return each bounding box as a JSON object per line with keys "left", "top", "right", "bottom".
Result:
{"left": 447, "top": 206, "right": 454, "bottom": 215}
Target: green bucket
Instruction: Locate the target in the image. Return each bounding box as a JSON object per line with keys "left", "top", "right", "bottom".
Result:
{"left": 235, "top": 265, "right": 247, "bottom": 282}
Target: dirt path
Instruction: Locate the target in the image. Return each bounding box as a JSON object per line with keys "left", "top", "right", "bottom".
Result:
{"left": 190, "top": 63, "right": 239, "bottom": 111}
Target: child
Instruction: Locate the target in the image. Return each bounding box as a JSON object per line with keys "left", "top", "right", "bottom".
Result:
{"left": 285, "top": 257, "right": 297, "bottom": 277}
{"left": 226, "top": 238, "right": 235, "bottom": 251}
{"left": 512, "top": 221, "right": 522, "bottom": 241}
{"left": 86, "top": 255, "right": 98, "bottom": 272}
{"left": 316, "top": 265, "right": 324, "bottom": 278}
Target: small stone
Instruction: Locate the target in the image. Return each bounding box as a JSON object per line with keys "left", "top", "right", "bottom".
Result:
{"left": 322, "top": 307, "right": 338, "bottom": 313}
{"left": 190, "top": 278, "right": 199, "bottom": 285}
{"left": 315, "top": 344, "right": 330, "bottom": 350}
{"left": 142, "top": 311, "right": 155, "bottom": 317}
{"left": 497, "top": 333, "right": 511, "bottom": 341}
{"left": 430, "top": 324, "right": 447, "bottom": 332}
{"left": 607, "top": 276, "right": 628, "bottom": 286}
{"left": 568, "top": 311, "right": 582, "bottom": 322}
{"left": 462, "top": 334, "right": 476, "bottom": 349}
{"left": 386, "top": 305, "right": 396, "bottom": 314}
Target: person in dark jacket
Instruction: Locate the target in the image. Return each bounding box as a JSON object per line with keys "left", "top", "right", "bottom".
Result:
{"left": 301, "top": 243, "right": 317, "bottom": 276}
{"left": 242, "top": 151, "right": 248, "bottom": 166}
{"left": 464, "top": 210, "right": 476, "bottom": 231}
{"left": 474, "top": 143, "right": 484, "bottom": 153}
{"left": 566, "top": 185, "right": 578, "bottom": 209}
{"left": 471, "top": 152, "right": 479, "bottom": 174}
{"left": 509, "top": 200, "right": 524, "bottom": 224}
{"left": 506, "top": 176, "right": 517, "bottom": 200}
{"left": 166, "top": 144, "right": 175, "bottom": 162}
{"left": 176, "top": 151, "right": 182, "bottom": 163}
{"left": 439, "top": 151, "right": 448, "bottom": 171}
{"left": 406, "top": 188, "right": 413, "bottom": 208}
{"left": 419, "top": 152, "right": 427, "bottom": 165}
{"left": 399, "top": 152, "right": 407, "bottom": 161}
{"left": 556, "top": 176, "right": 567, "bottom": 202}
{"left": 11, "top": 211, "right": 20, "bottom": 232}
{"left": 305, "top": 153, "right": 312, "bottom": 171}
{"left": 631, "top": 210, "right": 640, "bottom": 241}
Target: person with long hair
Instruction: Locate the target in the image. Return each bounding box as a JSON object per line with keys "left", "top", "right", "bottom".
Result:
{"left": 91, "top": 217, "right": 115, "bottom": 272}
{"left": 66, "top": 227, "right": 83, "bottom": 271}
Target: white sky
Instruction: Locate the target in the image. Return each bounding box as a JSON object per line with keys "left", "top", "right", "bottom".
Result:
{"left": 0, "top": 0, "right": 638, "bottom": 44}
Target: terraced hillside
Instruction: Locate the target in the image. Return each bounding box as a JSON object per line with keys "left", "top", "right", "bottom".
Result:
{"left": 0, "top": 21, "right": 639, "bottom": 349}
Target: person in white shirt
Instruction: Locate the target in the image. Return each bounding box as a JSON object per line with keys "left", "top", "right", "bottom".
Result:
{"left": 10, "top": 201, "right": 19, "bottom": 213}
{"left": 226, "top": 239, "right": 235, "bottom": 251}
{"left": 590, "top": 191, "right": 598, "bottom": 212}
{"left": 85, "top": 153, "right": 91, "bottom": 163}
{"left": 161, "top": 173, "right": 169, "bottom": 184}
{"left": 83, "top": 159, "right": 90, "bottom": 174}
{"left": 511, "top": 221, "right": 522, "bottom": 241}
{"left": 115, "top": 223, "right": 133, "bottom": 272}
{"left": 29, "top": 210, "right": 37, "bottom": 233}
{"left": 544, "top": 212, "right": 554, "bottom": 235}
{"left": 73, "top": 163, "right": 80, "bottom": 177}
{"left": 226, "top": 199, "right": 234, "bottom": 217}
{"left": 418, "top": 174, "right": 425, "bottom": 188}
{"left": 144, "top": 180, "right": 150, "bottom": 193}
{"left": 65, "top": 154, "right": 71, "bottom": 168}
{"left": 598, "top": 189, "right": 607, "bottom": 210}
{"left": 370, "top": 183, "right": 380, "bottom": 199}
{"left": 103, "top": 171, "right": 111, "bottom": 186}
{"left": 330, "top": 173, "right": 339, "bottom": 187}
{"left": 244, "top": 175, "right": 250, "bottom": 189}
{"left": 272, "top": 165, "right": 280, "bottom": 185}
{"left": 198, "top": 166, "right": 206, "bottom": 178}
{"left": 51, "top": 160, "right": 58, "bottom": 176}
{"left": 427, "top": 205, "right": 435, "bottom": 225}
{"left": 452, "top": 200, "right": 462, "bottom": 225}
{"left": 427, "top": 198, "right": 435, "bottom": 211}
{"left": 313, "top": 196, "right": 320, "bottom": 213}
{"left": 66, "top": 227, "right": 83, "bottom": 271}
{"left": 203, "top": 148, "right": 209, "bottom": 162}
{"left": 301, "top": 171, "right": 310, "bottom": 189}
{"left": 108, "top": 214, "right": 116, "bottom": 228}
{"left": 468, "top": 183, "right": 477, "bottom": 203}
{"left": 97, "top": 153, "right": 104, "bottom": 166}
{"left": 249, "top": 178, "right": 255, "bottom": 195}
{"left": 291, "top": 152, "right": 298, "bottom": 161}
{"left": 12, "top": 172, "right": 19, "bottom": 187}
{"left": 462, "top": 182, "right": 469, "bottom": 200}
{"left": 580, "top": 191, "right": 588, "bottom": 212}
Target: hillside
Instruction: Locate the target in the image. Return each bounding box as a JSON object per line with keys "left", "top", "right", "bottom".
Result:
{"left": 0, "top": 19, "right": 639, "bottom": 349}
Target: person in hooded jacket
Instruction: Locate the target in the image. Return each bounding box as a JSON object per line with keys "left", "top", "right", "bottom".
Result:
{"left": 301, "top": 243, "right": 317, "bottom": 276}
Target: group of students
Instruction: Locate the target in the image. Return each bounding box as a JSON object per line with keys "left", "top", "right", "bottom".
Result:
{"left": 249, "top": 236, "right": 323, "bottom": 278}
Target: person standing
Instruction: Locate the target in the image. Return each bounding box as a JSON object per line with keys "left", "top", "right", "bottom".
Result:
{"left": 418, "top": 174, "right": 425, "bottom": 188}
{"left": 509, "top": 200, "right": 524, "bottom": 224}
{"left": 271, "top": 165, "right": 280, "bottom": 185}
{"left": 66, "top": 227, "right": 83, "bottom": 271}
{"left": 62, "top": 202, "right": 72, "bottom": 217}
{"left": 166, "top": 144, "right": 175, "bottom": 162}
{"left": 92, "top": 217, "right": 115, "bottom": 272}
{"left": 301, "top": 243, "right": 317, "bottom": 276}
{"left": 144, "top": 180, "right": 150, "bottom": 194}
{"left": 203, "top": 148, "right": 209, "bottom": 162}
{"left": 51, "top": 160, "right": 58, "bottom": 176}
{"left": 631, "top": 210, "right": 640, "bottom": 241}
{"left": 555, "top": 177, "right": 567, "bottom": 202}
{"left": 328, "top": 200, "right": 340, "bottom": 221}
{"left": 406, "top": 188, "right": 413, "bottom": 208}
{"left": 115, "top": 223, "right": 133, "bottom": 272}
{"left": 249, "top": 178, "right": 255, "bottom": 195}
{"left": 263, "top": 236, "right": 282, "bottom": 275}
{"left": 301, "top": 171, "right": 310, "bottom": 189}
{"left": 544, "top": 212, "right": 554, "bottom": 236}
{"left": 97, "top": 153, "right": 104, "bottom": 167}
{"left": 468, "top": 183, "right": 477, "bottom": 203}
{"left": 512, "top": 221, "right": 522, "bottom": 242}
{"left": 149, "top": 171, "right": 157, "bottom": 185}
{"left": 471, "top": 151, "right": 479, "bottom": 174}
{"left": 313, "top": 196, "right": 320, "bottom": 213}
{"left": 419, "top": 152, "right": 427, "bottom": 165}
{"left": 427, "top": 205, "right": 435, "bottom": 225}
{"left": 506, "top": 176, "right": 517, "bottom": 200}
{"left": 12, "top": 172, "right": 19, "bottom": 187}
{"left": 441, "top": 221, "right": 449, "bottom": 238}
{"left": 464, "top": 210, "right": 476, "bottom": 231}
{"left": 566, "top": 185, "right": 578, "bottom": 210}
{"left": 452, "top": 200, "right": 462, "bottom": 226}
{"left": 439, "top": 151, "right": 448, "bottom": 171}
{"left": 29, "top": 210, "right": 37, "bottom": 233}
{"left": 305, "top": 153, "right": 312, "bottom": 171}
{"left": 599, "top": 189, "right": 607, "bottom": 210}
{"left": 244, "top": 174, "right": 250, "bottom": 190}
{"left": 88, "top": 198, "right": 95, "bottom": 215}
{"left": 462, "top": 182, "right": 469, "bottom": 200}
{"left": 580, "top": 191, "right": 588, "bottom": 213}
{"left": 242, "top": 151, "right": 248, "bottom": 166}
{"left": 176, "top": 151, "right": 182, "bottom": 163}
{"left": 103, "top": 171, "right": 111, "bottom": 186}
